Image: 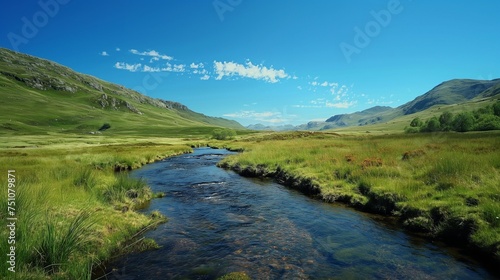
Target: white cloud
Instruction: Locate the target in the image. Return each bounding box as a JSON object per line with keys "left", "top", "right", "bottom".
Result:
{"left": 114, "top": 62, "right": 142, "bottom": 72}
{"left": 161, "top": 63, "right": 186, "bottom": 73}
{"left": 292, "top": 75, "right": 298, "bottom": 80}
{"left": 293, "top": 96, "right": 355, "bottom": 109}
{"left": 116, "top": 48, "right": 121, "bottom": 51}
{"left": 174, "top": 64, "right": 185, "bottom": 72}
{"left": 297, "top": 86, "right": 302, "bottom": 90}
{"left": 213, "top": 60, "right": 288, "bottom": 83}
{"left": 200, "top": 74, "right": 210, "bottom": 80}
{"left": 190, "top": 62, "right": 204, "bottom": 69}
{"left": 100, "top": 51, "right": 109, "bottom": 56}
{"left": 143, "top": 65, "right": 161, "bottom": 72}
{"left": 223, "top": 110, "right": 291, "bottom": 123}
{"left": 226, "top": 111, "right": 277, "bottom": 118}
{"left": 325, "top": 101, "right": 356, "bottom": 108}
{"left": 114, "top": 59, "right": 188, "bottom": 73}
{"left": 292, "top": 104, "right": 322, "bottom": 108}
{"left": 129, "top": 49, "right": 173, "bottom": 60}
{"left": 309, "top": 80, "right": 339, "bottom": 93}
{"left": 331, "top": 84, "right": 351, "bottom": 97}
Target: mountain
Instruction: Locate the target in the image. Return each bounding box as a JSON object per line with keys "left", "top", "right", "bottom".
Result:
{"left": 246, "top": 124, "right": 297, "bottom": 131}
{"left": 0, "top": 48, "right": 244, "bottom": 136}
{"left": 398, "top": 79, "right": 500, "bottom": 115}
{"left": 245, "top": 79, "right": 500, "bottom": 132}
{"left": 317, "top": 78, "right": 500, "bottom": 131}
{"left": 324, "top": 106, "right": 393, "bottom": 127}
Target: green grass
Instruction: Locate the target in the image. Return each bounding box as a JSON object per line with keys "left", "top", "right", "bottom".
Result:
{"left": 0, "top": 47, "right": 246, "bottom": 139}
{"left": 218, "top": 131, "right": 500, "bottom": 261}
{"left": 103, "top": 174, "right": 151, "bottom": 205}
{"left": 217, "top": 271, "right": 251, "bottom": 280}
{"left": 0, "top": 137, "right": 192, "bottom": 279}
{"left": 36, "top": 210, "right": 96, "bottom": 275}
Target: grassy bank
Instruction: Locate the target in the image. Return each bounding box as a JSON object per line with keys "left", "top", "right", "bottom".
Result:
{"left": 217, "top": 131, "right": 500, "bottom": 262}
{"left": 0, "top": 135, "right": 192, "bottom": 279}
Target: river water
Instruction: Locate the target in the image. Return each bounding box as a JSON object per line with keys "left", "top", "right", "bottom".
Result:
{"left": 97, "top": 148, "right": 496, "bottom": 279}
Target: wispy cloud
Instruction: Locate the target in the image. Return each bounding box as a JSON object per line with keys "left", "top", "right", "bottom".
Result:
{"left": 143, "top": 65, "right": 161, "bottom": 72}
{"left": 116, "top": 48, "right": 121, "bottom": 51}
{"left": 114, "top": 62, "right": 141, "bottom": 72}
{"left": 190, "top": 62, "right": 204, "bottom": 69}
{"left": 325, "top": 100, "right": 356, "bottom": 108}
{"left": 114, "top": 61, "right": 186, "bottom": 73}
{"left": 223, "top": 110, "right": 293, "bottom": 123}
{"left": 293, "top": 82, "right": 357, "bottom": 109}
{"left": 200, "top": 74, "right": 210, "bottom": 80}
{"left": 292, "top": 100, "right": 356, "bottom": 109}
{"left": 100, "top": 51, "right": 109, "bottom": 56}
{"left": 161, "top": 63, "right": 185, "bottom": 72}
{"left": 214, "top": 60, "right": 289, "bottom": 83}
{"left": 130, "top": 49, "right": 173, "bottom": 60}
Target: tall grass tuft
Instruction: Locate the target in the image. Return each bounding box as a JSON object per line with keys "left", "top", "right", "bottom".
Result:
{"left": 482, "top": 202, "right": 500, "bottom": 228}
{"left": 73, "top": 168, "right": 98, "bottom": 191}
{"left": 427, "top": 153, "right": 474, "bottom": 185}
{"left": 103, "top": 174, "right": 149, "bottom": 203}
{"left": 36, "top": 210, "right": 95, "bottom": 274}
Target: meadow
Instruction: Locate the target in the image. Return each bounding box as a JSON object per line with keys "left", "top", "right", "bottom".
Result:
{"left": 0, "top": 134, "right": 193, "bottom": 279}
{"left": 1, "top": 129, "right": 499, "bottom": 279}
{"left": 218, "top": 131, "right": 500, "bottom": 262}
{"left": 2, "top": 47, "right": 498, "bottom": 278}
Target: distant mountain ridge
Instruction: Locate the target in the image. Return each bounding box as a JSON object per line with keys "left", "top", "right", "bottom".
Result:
{"left": 399, "top": 79, "right": 500, "bottom": 115}
{"left": 248, "top": 78, "right": 500, "bottom": 131}
{"left": 0, "top": 48, "right": 243, "bottom": 135}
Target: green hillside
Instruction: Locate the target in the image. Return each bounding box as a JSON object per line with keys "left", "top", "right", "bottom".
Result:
{"left": 323, "top": 106, "right": 393, "bottom": 128}
{"left": 399, "top": 79, "right": 500, "bottom": 115}
{"left": 317, "top": 79, "right": 500, "bottom": 132}
{"left": 0, "top": 48, "right": 244, "bottom": 137}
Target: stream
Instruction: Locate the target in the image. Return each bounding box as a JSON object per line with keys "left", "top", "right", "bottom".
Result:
{"left": 96, "top": 148, "right": 496, "bottom": 279}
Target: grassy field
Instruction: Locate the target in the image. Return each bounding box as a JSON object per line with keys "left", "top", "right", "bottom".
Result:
{"left": 1, "top": 129, "right": 499, "bottom": 279}
{"left": 0, "top": 134, "right": 195, "bottom": 279}
{"left": 217, "top": 131, "right": 500, "bottom": 262}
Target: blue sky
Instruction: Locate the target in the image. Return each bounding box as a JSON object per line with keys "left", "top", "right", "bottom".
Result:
{"left": 1, "top": 1, "right": 499, "bottom": 126}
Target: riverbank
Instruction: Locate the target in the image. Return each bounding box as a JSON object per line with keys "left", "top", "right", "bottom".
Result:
{"left": 0, "top": 136, "right": 192, "bottom": 279}
{"left": 216, "top": 131, "right": 500, "bottom": 265}
{"left": 96, "top": 147, "right": 495, "bottom": 279}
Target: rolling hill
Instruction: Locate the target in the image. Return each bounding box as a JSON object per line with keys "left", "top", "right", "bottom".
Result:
{"left": 0, "top": 48, "right": 244, "bottom": 137}
{"left": 398, "top": 79, "right": 500, "bottom": 115}
{"left": 289, "top": 78, "right": 500, "bottom": 131}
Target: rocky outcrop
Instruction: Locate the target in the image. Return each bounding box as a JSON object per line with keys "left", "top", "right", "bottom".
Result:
{"left": 0, "top": 71, "right": 77, "bottom": 93}
{"left": 159, "top": 100, "right": 188, "bottom": 111}
{"left": 98, "top": 94, "right": 142, "bottom": 114}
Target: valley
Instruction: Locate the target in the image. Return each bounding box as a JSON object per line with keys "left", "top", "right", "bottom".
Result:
{"left": 0, "top": 48, "right": 499, "bottom": 279}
